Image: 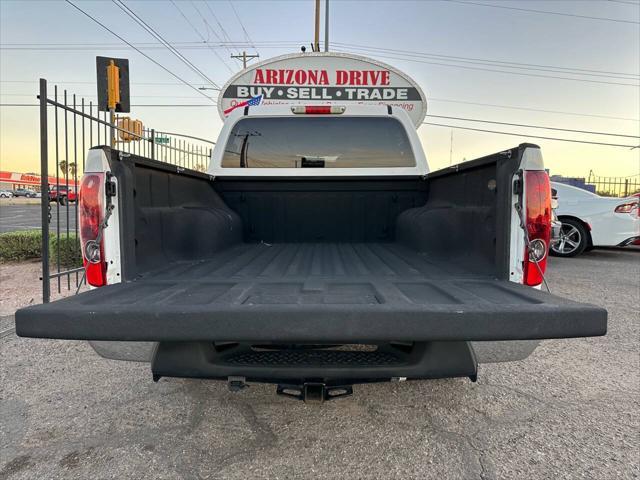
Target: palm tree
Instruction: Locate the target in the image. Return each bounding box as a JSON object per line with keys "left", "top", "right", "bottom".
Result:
{"left": 58, "top": 160, "right": 68, "bottom": 177}
{"left": 68, "top": 162, "right": 77, "bottom": 178}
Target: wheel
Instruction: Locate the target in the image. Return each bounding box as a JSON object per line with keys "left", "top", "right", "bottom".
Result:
{"left": 59, "top": 196, "right": 68, "bottom": 206}
{"left": 0, "top": 194, "right": 6, "bottom": 198}
{"left": 550, "top": 219, "right": 587, "bottom": 257}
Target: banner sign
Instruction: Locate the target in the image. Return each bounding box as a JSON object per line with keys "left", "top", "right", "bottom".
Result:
{"left": 0, "top": 171, "right": 78, "bottom": 188}
{"left": 218, "top": 52, "right": 427, "bottom": 127}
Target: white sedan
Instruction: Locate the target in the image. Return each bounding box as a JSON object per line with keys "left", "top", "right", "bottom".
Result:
{"left": 551, "top": 182, "right": 639, "bottom": 257}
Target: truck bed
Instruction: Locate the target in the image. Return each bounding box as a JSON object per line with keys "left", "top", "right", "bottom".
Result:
{"left": 16, "top": 241, "right": 606, "bottom": 342}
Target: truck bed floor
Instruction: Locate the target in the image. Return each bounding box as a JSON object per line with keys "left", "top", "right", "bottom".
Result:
{"left": 145, "top": 242, "right": 484, "bottom": 284}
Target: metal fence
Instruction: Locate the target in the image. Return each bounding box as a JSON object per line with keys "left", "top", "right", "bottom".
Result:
{"left": 38, "top": 78, "right": 215, "bottom": 302}
{"left": 586, "top": 171, "right": 640, "bottom": 198}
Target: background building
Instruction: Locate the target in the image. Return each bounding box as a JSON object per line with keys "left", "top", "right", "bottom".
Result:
{"left": 0, "top": 171, "right": 77, "bottom": 192}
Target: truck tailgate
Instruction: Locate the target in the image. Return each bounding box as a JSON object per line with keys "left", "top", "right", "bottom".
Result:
{"left": 16, "top": 243, "right": 606, "bottom": 342}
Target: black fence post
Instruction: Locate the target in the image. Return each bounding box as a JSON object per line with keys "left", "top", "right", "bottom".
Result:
{"left": 150, "top": 128, "right": 155, "bottom": 160}
{"left": 39, "top": 79, "right": 50, "bottom": 304}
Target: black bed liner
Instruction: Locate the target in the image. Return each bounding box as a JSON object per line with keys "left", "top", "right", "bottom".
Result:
{"left": 16, "top": 242, "right": 606, "bottom": 342}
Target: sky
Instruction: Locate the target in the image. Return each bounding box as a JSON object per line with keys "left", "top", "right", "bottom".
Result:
{"left": 1, "top": 0, "right": 639, "bottom": 178}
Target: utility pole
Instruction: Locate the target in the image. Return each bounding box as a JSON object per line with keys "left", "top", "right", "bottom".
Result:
{"left": 231, "top": 51, "right": 259, "bottom": 70}
{"left": 324, "top": 0, "right": 329, "bottom": 52}
{"left": 314, "top": 0, "right": 320, "bottom": 52}
{"left": 449, "top": 130, "right": 454, "bottom": 166}
{"left": 233, "top": 131, "right": 261, "bottom": 167}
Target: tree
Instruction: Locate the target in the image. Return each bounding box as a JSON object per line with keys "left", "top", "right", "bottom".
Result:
{"left": 68, "top": 162, "right": 77, "bottom": 178}
{"left": 58, "top": 160, "right": 68, "bottom": 176}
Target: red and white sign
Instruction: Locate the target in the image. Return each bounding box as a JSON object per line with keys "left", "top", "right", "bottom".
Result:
{"left": 218, "top": 52, "right": 427, "bottom": 127}
{"left": 0, "top": 171, "right": 78, "bottom": 188}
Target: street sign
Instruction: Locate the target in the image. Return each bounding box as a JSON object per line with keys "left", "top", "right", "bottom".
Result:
{"left": 154, "top": 136, "right": 170, "bottom": 145}
{"left": 96, "top": 56, "right": 130, "bottom": 112}
{"left": 218, "top": 52, "right": 427, "bottom": 127}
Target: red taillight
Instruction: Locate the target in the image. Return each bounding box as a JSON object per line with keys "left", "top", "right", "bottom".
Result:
{"left": 523, "top": 170, "right": 552, "bottom": 287}
{"left": 79, "top": 173, "right": 107, "bottom": 287}
{"left": 614, "top": 201, "right": 639, "bottom": 216}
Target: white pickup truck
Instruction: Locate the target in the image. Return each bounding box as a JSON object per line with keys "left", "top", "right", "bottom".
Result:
{"left": 17, "top": 104, "right": 606, "bottom": 401}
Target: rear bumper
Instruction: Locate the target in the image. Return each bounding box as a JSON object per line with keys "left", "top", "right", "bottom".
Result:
{"left": 151, "top": 341, "right": 479, "bottom": 385}
{"left": 88, "top": 339, "right": 542, "bottom": 364}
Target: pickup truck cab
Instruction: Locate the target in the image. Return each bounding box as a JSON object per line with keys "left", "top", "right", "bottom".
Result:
{"left": 17, "top": 104, "right": 606, "bottom": 401}
{"left": 49, "top": 185, "right": 77, "bottom": 205}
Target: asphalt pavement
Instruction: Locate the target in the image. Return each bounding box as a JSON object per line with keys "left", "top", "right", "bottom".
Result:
{"left": 0, "top": 249, "right": 638, "bottom": 479}
{"left": 0, "top": 203, "right": 77, "bottom": 234}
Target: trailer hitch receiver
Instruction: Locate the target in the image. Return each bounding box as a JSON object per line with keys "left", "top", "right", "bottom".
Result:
{"left": 276, "top": 383, "right": 353, "bottom": 403}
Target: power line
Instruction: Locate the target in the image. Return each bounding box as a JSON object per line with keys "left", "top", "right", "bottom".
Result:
{"left": 426, "top": 114, "right": 639, "bottom": 138}
{"left": 331, "top": 47, "right": 639, "bottom": 87}
{"left": 169, "top": 0, "right": 235, "bottom": 74}
{"left": 7, "top": 92, "right": 636, "bottom": 135}
{"left": 428, "top": 97, "right": 640, "bottom": 122}
{"left": 112, "top": 0, "right": 221, "bottom": 89}
{"left": 422, "top": 122, "right": 639, "bottom": 148}
{"left": 606, "top": 0, "right": 640, "bottom": 6}
{"left": 334, "top": 42, "right": 639, "bottom": 79}
{"left": 113, "top": 0, "right": 222, "bottom": 88}
{"left": 345, "top": 46, "right": 639, "bottom": 81}
{"left": 0, "top": 40, "right": 302, "bottom": 49}
{"left": 2, "top": 98, "right": 635, "bottom": 137}
{"left": 2, "top": 100, "right": 638, "bottom": 147}
{"left": 7, "top": 37, "right": 635, "bottom": 84}
{"left": 1, "top": 93, "right": 218, "bottom": 99}
{"left": 5, "top": 37, "right": 636, "bottom": 84}
{"left": 228, "top": 1, "right": 259, "bottom": 55}
{"left": 0, "top": 103, "right": 216, "bottom": 107}
{"left": 4, "top": 79, "right": 637, "bottom": 124}
{"left": 0, "top": 80, "right": 220, "bottom": 88}
{"left": 5, "top": 99, "right": 636, "bottom": 147}
{"left": 0, "top": 44, "right": 296, "bottom": 52}
{"left": 64, "top": 0, "right": 215, "bottom": 102}
{"left": 444, "top": 0, "right": 640, "bottom": 24}
{"left": 3, "top": 87, "right": 637, "bottom": 123}
{"left": 191, "top": 0, "right": 235, "bottom": 59}
{"left": 204, "top": 1, "right": 236, "bottom": 47}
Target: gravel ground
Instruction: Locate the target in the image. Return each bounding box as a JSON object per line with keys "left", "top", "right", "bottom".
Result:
{"left": 1, "top": 249, "right": 638, "bottom": 479}
{"left": 0, "top": 261, "right": 86, "bottom": 317}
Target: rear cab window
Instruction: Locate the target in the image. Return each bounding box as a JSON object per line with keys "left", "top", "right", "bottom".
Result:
{"left": 221, "top": 116, "right": 416, "bottom": 169}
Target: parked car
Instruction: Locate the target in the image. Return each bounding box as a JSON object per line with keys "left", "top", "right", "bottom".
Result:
{"left": 17, "top": 105, "right": 607, "bottom": 401}
{"left": 48, "top": 185, "right": 77, "bottom": 205}
{"left": 551, "top": 182, "right": 639, "bottom": 257}
{"left": 12, "top": 188, "right": 37, "bottom": 198}
{"left": 0, "top": 190, "right": 13, "bottom": 198}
